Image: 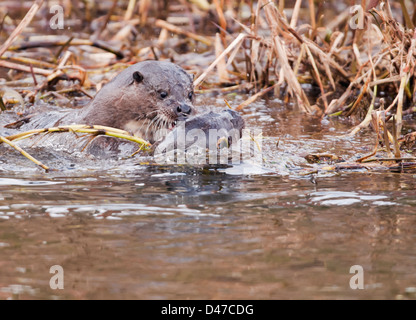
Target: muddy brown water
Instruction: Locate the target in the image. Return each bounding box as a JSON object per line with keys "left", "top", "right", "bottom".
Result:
{"left": 0, "top": 95, "right": 416, "bottom": 300}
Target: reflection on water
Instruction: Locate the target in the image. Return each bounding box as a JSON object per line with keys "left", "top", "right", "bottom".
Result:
{"left": 1, "top": 99, "right": 416, "bottom": 299}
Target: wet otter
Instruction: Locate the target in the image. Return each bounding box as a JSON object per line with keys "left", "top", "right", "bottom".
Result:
{"left": 153, "top": 109, "right": 245, "bottom": 164}
{"left": 1, "top": 60, "right": 245, "bottom": 160}
{"left": 75, "top": 60, "right": 195, "bottom": 143}
{"left": 155, "top": 109, "right": 245, "bottom": 151}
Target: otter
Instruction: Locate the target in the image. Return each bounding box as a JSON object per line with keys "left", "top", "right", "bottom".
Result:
{"left": 1, "top": 60, "right": 245, "bottom": 160}
{"left": 154, "top": 109, "right": 245, "bottom": 152}
{"left": 75, "top": 60, "right": 195, "bottom": 144}
{"left": 153, "top": 109, "right": 245, "bottom": 164}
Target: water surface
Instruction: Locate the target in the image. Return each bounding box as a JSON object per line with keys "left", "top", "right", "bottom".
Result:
{"left": 1, "top": 97, "right": 416, "bottom": 300}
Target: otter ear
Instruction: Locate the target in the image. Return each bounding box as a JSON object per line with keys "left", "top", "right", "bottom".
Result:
{"left": 133, "top": 71, "right": 144, "bottom": 83}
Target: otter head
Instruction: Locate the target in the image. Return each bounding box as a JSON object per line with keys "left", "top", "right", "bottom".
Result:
{"left": 84, "top": 60, "right": 195, "bottom": 143}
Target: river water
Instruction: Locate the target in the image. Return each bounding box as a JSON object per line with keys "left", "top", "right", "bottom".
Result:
{"left": 0, "top": 94, "right": 416, "bottom": 300}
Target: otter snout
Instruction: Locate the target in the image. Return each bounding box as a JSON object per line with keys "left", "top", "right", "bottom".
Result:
{"left": 175, "top": 104, "right": 192, "bottom": 119}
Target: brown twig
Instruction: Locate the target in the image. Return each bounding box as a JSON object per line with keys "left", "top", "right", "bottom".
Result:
{"left": 0, "top": 0, "right": 44, "bottom": 58}
{"left": 0, "top": 60, "right": 52, "bottom": 76}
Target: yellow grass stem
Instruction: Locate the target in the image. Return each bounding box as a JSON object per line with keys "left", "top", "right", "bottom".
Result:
{"left": 0, "top": 135, "right": 49, "bottom": 171}
{"left": 0, "top": 125, "right": 152, "bottom": 171}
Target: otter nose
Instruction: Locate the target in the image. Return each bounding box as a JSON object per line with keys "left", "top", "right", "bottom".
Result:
{"left": 176, "top": 104, "right": 192, "bottom": 115}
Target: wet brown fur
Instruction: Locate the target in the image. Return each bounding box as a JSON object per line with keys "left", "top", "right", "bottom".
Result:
{"left": 77, "top": 60, "right": 195, "bottom": 143}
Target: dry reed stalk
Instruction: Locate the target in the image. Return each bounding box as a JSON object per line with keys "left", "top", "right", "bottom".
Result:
{"left": 278, "top": 0, "right": 285, "bottom": 14}
{"left": 328, "top": 33, "right": 345, "bottom": 57}
{"left": 195, "top": 82, "right": 255, "bottom": 94}
{"left": 235, "top": 83, "right": 279, "bottom": 111}
{"left": 367, "top": 0, "right": 380, "bottom": 10}
{"left": 29, "top": 64, "right": 38, "bottom": 86}
{"left": 139, "top": 0, "right": 151, "bottom": 25}
{"left": 327, "top": 47, "right": 392, "bottom": 116}
{"left": 356, "top": 110, "right": 382, "bottom": 163}
{"left": 45, "top": 51, "right": 73, "bottom": 84}
{"left": 260, "top": 0, "right": 311, "bottom": 112}
{"left": 2, "top": 56, "right": 57, "bottom": 69}
{"left": 260, "top": 2, "right": 350, "bottom": 88}
{"left": 391, "top": 116, "right": 401, "bottom": 158}
{"left": 348, "top": 54, "right": 378, "bottom": 135}
{"left": 308, "top": 0, "right": 316, "bottom": 34}
{"left": 96, "top": 0, "right": 118, "bottom": 39}
{"left": 1, "top": 125, "right": 151, "bottom": 170}
{"left": 125, "top": 0, "right": 137, "bottom": 21}
{"left": 369, "top": 75, "right": 401, "bottom": 86}
{"left": 289, "top": 0, "right": 302, "bottom": 28}
{"left": 157, "top": 27, "right": 169, "bottom": 46}
{"left": 189, "top": 0, "right": 210, "bottom": 11}
{"left": 304, "top": 44, "right": 328, "bottom": 111}
{"left": 155, "top": 19, "right": 212, "bottom": 46}
{"left": 347, "top": 85, "right": 377, "bottom": 137}
{"left": 352, "top": 43, "right": 362, "bottom": 67}
{"left": 0, "top": 96, "right": 6, "bottom": 112}
{"left": 381, "top": 110, "right": 394, "bottom": 158}
{"left": 213, "top": 0, "right": 227, "bottom": 46}
{"left": 293, "top": 44, "right": 306, "bottom": 76}
{"left": 414, "top": 3, "right": 416, "bottom": 27}
{"left": 215, "top": 33, "right": 230, "bottom": 83}
{"left": 398, "top": 0, "right": 414, "bottom": 29}
{"left": 194, "top": 33, "right": 246, "bottom": 88}
{"left": 10, "top": 38, "right": 124, "bottom": 59}
{"left": 302, "top": 37, "right": 350, "bottom": 81}
{"left": 0, "top": 0, "right": 44, "bottom": 58}
{"left": 0, "top": 60, "right": 52, "bottom": 76}
{"left": 5, "top": 125, "right": 151, "bottom": 147}
{"left": 395, "top": 72, "right": 408, "bottom": 140}
{"left": 345, "top": 72, "right": 372, "bottom": 117}
{"left": 0, "top": 135, "right": 50, "bottom": 171}
{"left": 361, "top": 157, "right": 416, "bottom": 163}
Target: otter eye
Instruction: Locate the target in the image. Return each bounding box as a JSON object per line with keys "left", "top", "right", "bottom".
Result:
{"left": 188, "top": 91, "right": 193, "bottom": 100}
{"left": 160, "top": 91, "right": 168, "bottom": 99}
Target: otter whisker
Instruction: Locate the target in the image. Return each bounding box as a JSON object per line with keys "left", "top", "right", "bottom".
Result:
{"left": 135, "top": 110, "right": 158, "bottom": 132}
{"left": 153, "top": 114, "right": 167, "bottom": 135}
{"left": 153, "top": 115, "right": 162, "bottom": 132}
{"left": 145, "top": 115, "right": 160, "bottom": 137}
